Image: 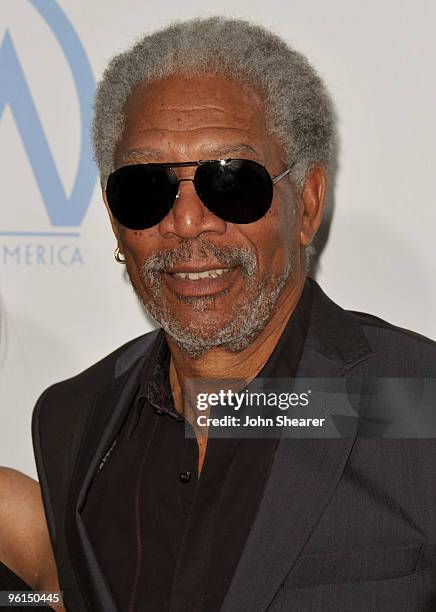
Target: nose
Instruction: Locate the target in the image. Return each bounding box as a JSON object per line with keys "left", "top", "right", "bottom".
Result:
{"left": 158, "top": 175, "right": 227, "bottom": 240}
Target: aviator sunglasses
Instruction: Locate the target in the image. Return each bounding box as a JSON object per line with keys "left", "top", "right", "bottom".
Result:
{"left": 105, "top": 159, "right": 292, "bottom": 230}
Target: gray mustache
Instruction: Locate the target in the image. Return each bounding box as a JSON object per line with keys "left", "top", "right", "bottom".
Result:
{"left": 141, "top": 239, "right": 257, "bottom": 280}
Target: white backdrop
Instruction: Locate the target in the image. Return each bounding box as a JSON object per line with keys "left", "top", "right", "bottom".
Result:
{"left": 1, "top": 0, "right": 435, "bottom": 477}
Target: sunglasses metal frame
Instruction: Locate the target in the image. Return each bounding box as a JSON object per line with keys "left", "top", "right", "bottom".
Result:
{"left": 105, "top": 158, "right": 293, "bottom": 229}
{"left": 111, "top": 158, "right": 292, "bottom": 188}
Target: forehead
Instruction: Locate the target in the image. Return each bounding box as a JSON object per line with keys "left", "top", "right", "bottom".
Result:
{"left": 116, "top": 73, "right": 279, "bottom": 163}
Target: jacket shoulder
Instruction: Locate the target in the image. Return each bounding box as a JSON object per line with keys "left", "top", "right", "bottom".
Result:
{"left": 348, "top": 310, "right": 436, "bottom": 376}
{"left": 39, "top": 328, "right": 161, "bottom": 402}
{"left": 32, "top": 327, "right": 162, "bottom": 449}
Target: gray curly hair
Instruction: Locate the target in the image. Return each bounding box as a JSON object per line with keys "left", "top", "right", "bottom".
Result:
{"left": 92, "top": 16, "right": 336, "bottom": 193}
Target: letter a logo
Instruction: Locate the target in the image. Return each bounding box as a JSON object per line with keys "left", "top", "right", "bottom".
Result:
{"left": 0, "top": 0, "right": 96, "bottom": 229}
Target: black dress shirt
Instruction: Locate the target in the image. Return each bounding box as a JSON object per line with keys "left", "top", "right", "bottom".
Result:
{"left": 82, "top": 280, "right": 313, "bottom": 612}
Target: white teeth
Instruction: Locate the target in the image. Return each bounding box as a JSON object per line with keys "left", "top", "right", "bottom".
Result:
{"left": 173, "top": 268, "right": 230, "bottom": 280}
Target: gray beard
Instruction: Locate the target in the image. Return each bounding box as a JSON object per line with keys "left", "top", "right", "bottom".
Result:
{"left": 133, "top": 239, "right": 294, "bottom": 358}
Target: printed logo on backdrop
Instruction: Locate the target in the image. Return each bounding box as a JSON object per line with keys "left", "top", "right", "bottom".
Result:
{"left": 0, "top": 0, "right": 96, "bottom": 266}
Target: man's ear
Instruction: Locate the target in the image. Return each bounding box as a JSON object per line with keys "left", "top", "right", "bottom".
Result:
{"left": 102, "top": 188, "right": 121, "bottom": 243}
{"left": 299, "top": 165, "right": 327, "bottom": 247}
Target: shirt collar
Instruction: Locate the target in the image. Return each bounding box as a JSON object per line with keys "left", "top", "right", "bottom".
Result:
{"left": 137, "top": 331, "right": 182, "bottom": 420}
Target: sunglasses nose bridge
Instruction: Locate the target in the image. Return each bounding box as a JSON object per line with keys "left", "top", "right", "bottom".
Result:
{"left": 171, "top": 173, "right": 210, "bottom": 216}
{"left": 174, "top": 176, "right": 195, "bottom": 201}
{"left": 160, "top": 174, "right": 227, "bottom": 240}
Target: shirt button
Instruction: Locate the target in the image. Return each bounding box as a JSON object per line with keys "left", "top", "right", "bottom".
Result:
{"left": 179, "top": 471, "right": 192, "bottom": 484}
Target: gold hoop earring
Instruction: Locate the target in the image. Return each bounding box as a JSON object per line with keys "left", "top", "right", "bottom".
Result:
{"left": 114, "top": 246, "right": 126, "bottom": 264}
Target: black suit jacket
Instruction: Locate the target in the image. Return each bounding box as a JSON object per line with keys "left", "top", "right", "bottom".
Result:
{"left": 32, "top": 279, "right": 436, "bottom": 611}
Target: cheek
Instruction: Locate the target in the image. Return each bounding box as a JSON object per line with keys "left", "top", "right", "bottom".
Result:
{"left": 119, "top": 228, "right": 161, "bottom": 275}
{"left": 248, "top": 197, "right": 297, "bottom": 269}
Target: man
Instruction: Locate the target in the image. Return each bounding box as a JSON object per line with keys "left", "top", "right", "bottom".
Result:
{"left": 32, "top": 17, "right": 436, "bottom": 612}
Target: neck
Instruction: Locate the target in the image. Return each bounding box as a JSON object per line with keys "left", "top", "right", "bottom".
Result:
{"left": 168, "top": 272, "right": 307, "bottom": 414}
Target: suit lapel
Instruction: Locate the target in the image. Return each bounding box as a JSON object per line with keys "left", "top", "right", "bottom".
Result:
{"left": 221, "top": 280, "right": 374, "bottom": 611}
{"left": 65, "top": 356, "right": 145, "bottom": 612}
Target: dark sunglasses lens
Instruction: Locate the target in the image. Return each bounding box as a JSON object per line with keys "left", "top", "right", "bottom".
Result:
{"left": 194, "top": 159, "right": 273, "bottom": 224}
{"left": 106, "top": 165, "right": 178, "bottom": 230}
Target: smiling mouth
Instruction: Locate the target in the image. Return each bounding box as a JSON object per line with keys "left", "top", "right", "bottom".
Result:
{"left": 169, "top": 267, "right": 232, "bottom": 280}
{"left": 162, "top": 266, "right": 238, "bottom": 297}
